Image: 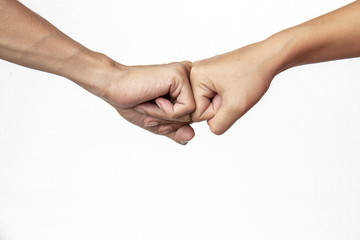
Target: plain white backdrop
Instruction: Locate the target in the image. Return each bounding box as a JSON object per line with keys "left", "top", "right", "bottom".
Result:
{"left": 1, "top": 0, "right": 360, "bottom": 239}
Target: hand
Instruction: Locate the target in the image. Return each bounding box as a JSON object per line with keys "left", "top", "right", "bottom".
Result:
{"left": 190, "top": 40, "right": 284, "bottom": 135}
{"left": 81, "top": 56, "right": 196, "bottom": 145}
{"left": 109, "top": 61, "right": 196, "bottom": 145}
{"left": 0, "top": 0, "right": 196, "bottom": 145}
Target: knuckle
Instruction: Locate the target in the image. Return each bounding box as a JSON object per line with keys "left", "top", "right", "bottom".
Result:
{"left": 186, "top": 101, "right": 196, "bottom": 114}
{"left": 190, "top": 61, "right": 205, "bottom": 78}
{"left": 157, "top": 125, "right": 173, "bottom": 135}
{"left": 180, "top": 114, "right": 192, "bottom": 123}
{"left": 209, "top": 122, "right": 225, "bottom": 135}
{"left": 167, "top": 111, "right": 177, "bottom": 119}
{"left": 191, "top": 112, "right": 202, "bottom": 122}
{"left": 189, "top": 65, "right": 200, "bottom": 81}
{"left": 182, "top": 60, "right": 192, "bottom": 69}
{"left": 171, "top": 63, "right": 188, "bottom": 77}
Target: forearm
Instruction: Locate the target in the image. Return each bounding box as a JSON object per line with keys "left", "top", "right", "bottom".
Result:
{"left": 0, "top": 0, "right": 113, "bottom": 95}
{"left": 268, "top": 1, "right": 360, "bottom": 74}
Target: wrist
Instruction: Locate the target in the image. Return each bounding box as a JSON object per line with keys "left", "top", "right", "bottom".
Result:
{"left": 264, "top": 24, "right": 318, "bottom": 75}
{"left": 260, "top": 29, "right": 297, "bottom": 76}
{"left": 61, "top": 47, "right": 125, "bottom": 98}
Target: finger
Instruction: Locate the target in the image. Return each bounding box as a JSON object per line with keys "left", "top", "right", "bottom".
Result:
{"left": 156, "top": 97, "right": 193, "bottom": 122}
{"left": 146, "top": 123, "right": 195, "bottom": 145}
{"left": 142, "top": 115, "right": 188, "bottom": 128}
{"left": 135, "top": 99, "right": 192, "bottom": 123}
{"left": 163, "top": 124, "right": 195, "bottom": 145}
{"left": 207, "top": 95, "right": 241, "bottom": 135}
{"left": 168, "top": 61, "right": 192, "bottom": 74}
{"left": 136, "top": 61, "right": 195, "bottom": 121}
{"left": 167, "top": 61, "right": 196, "bottom": 119}
{"left": 190, "top": 78, "right": 218, "bottom": 122}
{"left": 156, "top": 123, "right": 186, "bottom": 134}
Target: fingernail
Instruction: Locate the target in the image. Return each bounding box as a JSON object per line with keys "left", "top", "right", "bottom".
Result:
{"left": 180, "top": 141, "right": 189, "bottom": 145}
{"left": 144, "top": 122, "right": 159, "bottom": 127}
{"left": 135, "top": 108, "right": 146, "bottom": 114}
{"left": 159, "top": 126, "right": 172, "bottom": 134}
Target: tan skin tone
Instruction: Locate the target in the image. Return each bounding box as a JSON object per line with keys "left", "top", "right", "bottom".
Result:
{"left": 0, "top": 0, "right": 195, "bottom": 145}
{"left": 184, "top": 0, "right": 360, "bottom": 135}
{"left": 2, "top": 0, "right": 360, "bottom": 142}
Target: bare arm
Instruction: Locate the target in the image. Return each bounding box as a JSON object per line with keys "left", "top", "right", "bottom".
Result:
{"left": 0, "top": 0, "right": 103, "bottom": 91}
{"left": 274, "top": 0, "right": 360, "bottom": 72}
{"left": 0, "top": 0, "right": 195, "bottom": 144}
{"left": 190, "top": 1, "right": 360, "bottom": 135}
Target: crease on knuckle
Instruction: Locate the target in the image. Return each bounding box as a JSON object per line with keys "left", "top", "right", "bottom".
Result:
{"left": 167, "top": 110, "right": 177, "bottom": 119}
{"left": 191, "top": 111, "right": 202, "bottom": 123}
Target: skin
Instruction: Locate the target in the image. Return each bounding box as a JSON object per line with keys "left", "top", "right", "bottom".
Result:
{"left": 2, "top": 0, "right": 360, "bottom": 143}
{"left": 188, "top": 1, "right": 360, "bottom": 135}
{"left": 0, "top": 0, "right": 195, "bottom": 145}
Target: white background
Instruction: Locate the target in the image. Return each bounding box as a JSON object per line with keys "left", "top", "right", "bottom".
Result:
{"left": 1, "top": 0, "right": 360, "bottom": 239}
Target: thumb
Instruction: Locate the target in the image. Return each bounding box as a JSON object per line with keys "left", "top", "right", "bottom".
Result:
{"left": 207, "top": 94, "right": 240, "bottom": 135}
{"left": 190, "top": 84, "right": 218, "bottom": 122}
{"left": 190, "top": 66, "right": 220, "bottom": 122}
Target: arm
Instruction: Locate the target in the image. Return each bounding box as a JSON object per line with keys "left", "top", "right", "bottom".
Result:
{"left": 0, "top": 0, "right": 195, "bottom": 144}
{"left": 190, "top": 1, "right": 360, "bottom": 135}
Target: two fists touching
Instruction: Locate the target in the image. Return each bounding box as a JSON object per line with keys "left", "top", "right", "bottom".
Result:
{"left": 103, "top": 0, "right": 360, "bottom": 145}
{"left": 97, "top": 40, "right": 277, "bottom": 145}
{"left": 2, "top": 0, "right": 360, "bottom": 145}
{"left": 0, "top": 0, "right": 273, "bottom": 145}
